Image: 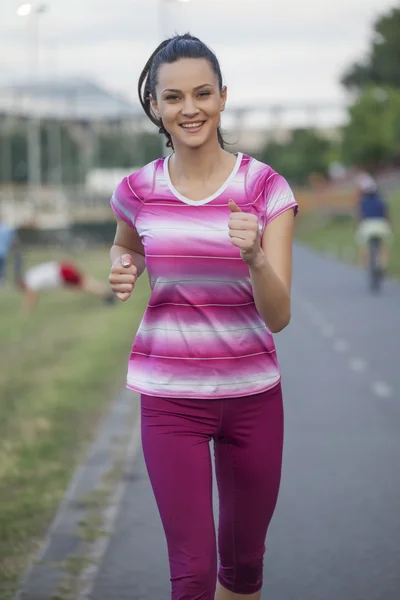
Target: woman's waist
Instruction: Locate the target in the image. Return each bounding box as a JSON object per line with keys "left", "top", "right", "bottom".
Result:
{"left": 134, "top": 314, "right": 274, "bottom": 360}
{"left": 148, "top": 277, "right": 254, "bottom": 307}
{"left": 127, "top": 348, "right": 280, "bottom": 399}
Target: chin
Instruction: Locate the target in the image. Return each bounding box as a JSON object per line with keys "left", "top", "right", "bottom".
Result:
{"left": 186, "top": 138, "right": 208, "bottom": 149}
{"left": 177, "top": 133, "right": 213, "bottom": 150}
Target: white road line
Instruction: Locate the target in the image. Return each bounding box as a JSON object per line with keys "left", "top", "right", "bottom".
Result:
{"left": 297, "top": 297, "right": 325, "bottom": 326}
{"left": 349, "top": 358, "right": 366, "bottom": 373}
{"left": 334, "top": 339, "right": 350, "bottom": 353}
{"left": 309, "top": 314, "right": 324, "bottom": 327}
{"left": 371, "top": 381, "right": 393, "bottom": 398}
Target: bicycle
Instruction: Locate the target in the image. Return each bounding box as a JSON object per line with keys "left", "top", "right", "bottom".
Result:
{"left": 367, "top": 236, "right": 384, "bottom": 293}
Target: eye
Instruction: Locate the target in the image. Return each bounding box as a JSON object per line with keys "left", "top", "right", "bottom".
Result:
{"left": 165, "top": 94, "right": 180, "bottom": 101}
{"left": 198, "top": 91, "right": 211, "bottom": 97}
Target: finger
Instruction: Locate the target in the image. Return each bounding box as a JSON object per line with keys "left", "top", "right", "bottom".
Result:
{"left": 112, "top": 284, "right": 135, "bottom": 293}
{"left": 230, "top": 236, "right": 249, "bottom": 249}
{"left": 116, "top": 291, "right": 132, "bottom": 302}
{"left": 111, "top": 264, "right": 137, "bottom": 276}
{"left": 228, "top": 230, "right": 247, "bottom": 241}
{"left": 109, "top": 273, "right": 136, "bottom": 284}
{"left": 229, "top": 212, "right": 256, "bottom": 222}
{"left": 228, "top": 220, "right": 256, "bottom": 230}
{"left": 228, "top": 199, "right": 242, "bottom": 213}
{"left": 119, "top": 254, "right": 134, "bottom": 268}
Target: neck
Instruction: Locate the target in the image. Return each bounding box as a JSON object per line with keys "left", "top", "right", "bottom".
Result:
{"left": 170, "top": 137, "right": 228, "bottom": 181}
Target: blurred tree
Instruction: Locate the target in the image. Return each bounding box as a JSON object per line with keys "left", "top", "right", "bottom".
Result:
{"left": 96, "top": 130, "right": 162, "bottom": 168}
{"left": 341, "top": 6, "right": 400, "bottom": 90}
{"left": 136, "top": 132, "right": 163, "bottom": 165}
{"left": 0, "top": 117, "right": 164, "bottom": 184}
{"left": 58, "top": 124, "right": 82, "bottom": 183}
{"left": 258, "top": 129, "right": 332, "bottom": 185}
{"left": 10, "top": 129, "right": 28, "bottom": 183}
{"left": 96, "top": 131, "right": 136, "bottom": 168}
{"left": 341, "top": 87, "right": 400, "bottom": 168}
{"left": 0, "top": 118, "right": 82, "bottom": 184}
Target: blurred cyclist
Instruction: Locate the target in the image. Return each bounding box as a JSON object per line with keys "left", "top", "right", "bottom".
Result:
{"left": 16, "top": 260, "right": 116, "bottom": 313}
{"left": 355, "top": 171, "right": 392, "bottom": 271}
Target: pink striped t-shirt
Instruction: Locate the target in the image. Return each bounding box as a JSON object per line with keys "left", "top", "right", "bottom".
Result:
{"left": 110, "top": 152, "right": 298, "bottom": 399}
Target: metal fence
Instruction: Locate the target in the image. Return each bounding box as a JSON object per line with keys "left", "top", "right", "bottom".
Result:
{"left": 0, "top": 82, "right": 350, "bottom": 230}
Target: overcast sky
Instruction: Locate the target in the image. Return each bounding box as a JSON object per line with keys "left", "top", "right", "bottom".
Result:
{"left": 1, "top": 0, "right": 398, "bottom": 124}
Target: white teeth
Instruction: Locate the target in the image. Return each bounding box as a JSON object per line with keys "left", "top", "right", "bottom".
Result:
{"left": 181, "top": 122, "right": 204, "bottom": 129}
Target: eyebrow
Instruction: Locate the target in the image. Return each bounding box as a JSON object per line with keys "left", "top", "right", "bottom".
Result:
{"left": 162, "top": 84, "right": 213, "bottom": 93}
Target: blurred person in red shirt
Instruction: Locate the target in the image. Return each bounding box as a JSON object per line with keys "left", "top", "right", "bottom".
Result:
{"left": 16, "top": 260, "right": 115, "bottom": 313}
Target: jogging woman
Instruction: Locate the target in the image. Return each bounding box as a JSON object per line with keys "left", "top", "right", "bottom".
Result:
{"left": 109, "top": 34, "right": 298, "bottom": 600}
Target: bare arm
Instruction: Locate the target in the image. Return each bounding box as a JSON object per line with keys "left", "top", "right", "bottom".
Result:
{"left": 110, "top": 218, "right": 146, "bottom": 277}
{"left": 228, "top": 201, "right": 295, "bottom": 334}
{"left": 249, "top": 210, "right": 295, "bottom": 333}
{"left": 109, "top": 217, "right": 147, "bottom": 302}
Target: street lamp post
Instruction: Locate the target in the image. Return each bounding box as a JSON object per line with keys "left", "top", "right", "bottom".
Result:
{"left": 17, "top": 3, "right": 47, "bottom": 207}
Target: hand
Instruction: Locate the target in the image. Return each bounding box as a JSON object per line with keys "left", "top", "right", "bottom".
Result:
{"left": 228, "top": 200, "right": 264, "bottom": 267}
{"left": 109, "top": 254, "right": 137, "bottom": 301}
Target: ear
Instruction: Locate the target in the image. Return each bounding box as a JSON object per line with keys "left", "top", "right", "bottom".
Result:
{"left": 150, "top": 94, "right": 160, "bottom": 119}
{"left": 220, "top": 86, "right": 227, "bottom": 112}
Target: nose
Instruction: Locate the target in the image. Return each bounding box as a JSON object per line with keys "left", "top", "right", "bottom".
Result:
{"left": 182, "top": 96, "right": 199, "bottom": 117}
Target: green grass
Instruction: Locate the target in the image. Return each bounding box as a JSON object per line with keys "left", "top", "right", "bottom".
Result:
{"left": 296, "top": 191, "right": 400, "bottom": 279}
{"left": 0, "top": 246, "right": 149, "bottom": 600}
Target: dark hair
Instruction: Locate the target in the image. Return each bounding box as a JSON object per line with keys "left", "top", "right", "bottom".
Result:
{"left": 138, "top": 33, "right": 225, "bottom": 150}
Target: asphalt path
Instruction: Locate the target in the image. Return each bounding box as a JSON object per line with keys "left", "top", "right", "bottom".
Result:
{"left": 89, "top": 245, "right": 400, "bottom": 599}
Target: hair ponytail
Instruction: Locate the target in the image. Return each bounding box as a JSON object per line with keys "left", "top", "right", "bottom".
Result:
{"left": 137, "top": 34, "right": 225, "bottom": 151}
{"left": 138, "top": 38, "right": 174, "bottom": 148}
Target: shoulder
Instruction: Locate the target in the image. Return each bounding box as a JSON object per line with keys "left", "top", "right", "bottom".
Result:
{"left": 242, "top": 155, "right": 292, "bottom": 199}
{"left": 111, "top": 158, "right": 164, "bottom": 225}
{"left": 122, "top": 158, "right": 164, "bottom": 202}
{"left": 242, "top": 155, "right": 298, "bottom": 223}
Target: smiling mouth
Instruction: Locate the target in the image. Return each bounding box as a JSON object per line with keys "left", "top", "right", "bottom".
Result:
{"left": 180, "top": 121, "right": 206, "bottom": 132}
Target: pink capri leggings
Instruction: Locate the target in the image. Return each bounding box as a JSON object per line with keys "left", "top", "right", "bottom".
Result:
{"left": 141, "top": 382, "right": 284, "bottom": 599}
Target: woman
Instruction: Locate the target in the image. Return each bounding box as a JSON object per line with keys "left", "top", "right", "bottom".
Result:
{"left": 109, "top": 34, "right": 298, "bottom": 600}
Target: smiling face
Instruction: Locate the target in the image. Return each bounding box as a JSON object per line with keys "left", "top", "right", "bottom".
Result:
{"left": 151, "top": 58, "right": 227, "bottom": 150}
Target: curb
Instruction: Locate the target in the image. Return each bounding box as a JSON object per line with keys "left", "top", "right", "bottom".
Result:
{"left": 15, "top": 389, "right": 141, "bottom": 600}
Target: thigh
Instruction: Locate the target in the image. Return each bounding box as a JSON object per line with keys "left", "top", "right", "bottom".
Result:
{"left": 215, "top": 383, "right": 284, "bottom": 558}
{"left": 141, "top": 394, "right": 217, "bottom": 567}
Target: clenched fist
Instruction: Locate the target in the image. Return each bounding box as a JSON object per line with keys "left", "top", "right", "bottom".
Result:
{"left": 228, "top": 200, "right": 263, "bottom": 267}
{"left": 109, "top": 254, "right": 137, "bottom": 301}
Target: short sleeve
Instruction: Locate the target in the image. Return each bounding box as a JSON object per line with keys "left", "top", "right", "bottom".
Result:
{"left": 110, "top": 175, "right": 143, "bottom": 228}
{"left": 265, "top": 173, "right": 298, "bottom": 225}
